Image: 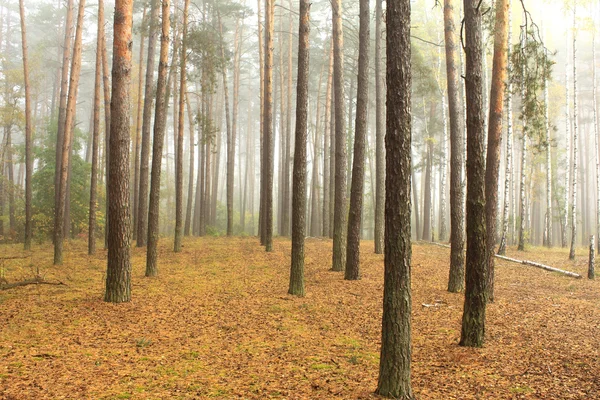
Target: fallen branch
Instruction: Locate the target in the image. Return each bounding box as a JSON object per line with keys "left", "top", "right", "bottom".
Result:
{"left": 495, "top": 255, "right": 582, "bottom": 279}
{"left": 0, "top": 276, "right": 67, "bottom": 291}
{"left": 417, "top": 240, "right": 582, "bottom": 279}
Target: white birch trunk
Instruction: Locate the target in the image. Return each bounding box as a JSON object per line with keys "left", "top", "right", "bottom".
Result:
{"left": 544, "top": 46, "right": 552, "bottom": 248}
{"left": 563, "top": 33, "right": 571, "bottom": 249}
{"left": 569, "top": 4, "right": 578, "bottom": 260}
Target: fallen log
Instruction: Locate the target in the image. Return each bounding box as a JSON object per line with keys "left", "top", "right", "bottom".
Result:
{"left": 416, "top": 240, "right": 582, "bottom": 279}
{"left": 495, "top": 255, "right": 582, "bottom": 279}
{"left": 0, "top": 276, "right": 66, "bottom": 291}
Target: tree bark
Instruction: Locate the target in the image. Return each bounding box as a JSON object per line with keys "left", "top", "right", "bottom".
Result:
{"left": 331, "top": 0, "right": 347, "bottom": 271}
{"left": 146, "top": 0, "right": 171, "bottom": 275}
{"left": 345, "top": 0, "right": 370, "bottom": 280}
{"left": 174, "top": 0, "right": 189, "bottom": 252}
{"left": 289, "top": 0, "right": 310, "bottom": 297}
{"left": 459, "top": 0, "right": 487, "bottom": 348}
{"left": 18, "top": 0, "right": 32, "bottom": 250}
{"left": 184, "top": 94, "right": 195, "bottom": 236}
{"left": 374, "top": 0, "right": 385, "bottom": 255}
{"left": 375, "top": 0, "right": 413, "bottom": 395}
{"left": 105, "top": 0, "right": 133, "bottom": 303}
{"left": 88, "top": 0, "right": 104, "bottom": 255}
{"left": 322, "top": 40, "right": 333, "bottom": 238}
{"left": 484, "top": 0, "right": 509, "bottom": 302}
{"left": 132, "top": 6, "right": 147, "bottom": 241}
{"left": 136, "top": 0, "right": 160, "bottom": 247}
{"left": 54, "top": 0, "right": 85, "bottom": 265}
{"left": 263, "top": 0, "right": 274, "bottom": 251}
{"left": 444, "top": 0, "right": 465, "bottom": 293}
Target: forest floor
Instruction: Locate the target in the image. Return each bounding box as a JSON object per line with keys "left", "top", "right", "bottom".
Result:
{"left": 0, "top": 237, "right": 599, "bottom": 399}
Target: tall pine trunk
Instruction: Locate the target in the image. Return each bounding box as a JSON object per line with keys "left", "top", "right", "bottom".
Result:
{"left": 374, "top": 0, "right": 385, "bottom": 254}
{"left": 289, "top": 0, "right": 310, "bottom": 296}
{"left": 345, "top": 0, "right": 370, "bottom": 280}
{"left": 146, "top": 0, "right": 171, "bottom": 274}
{"left": 105, "top": 0, "right": 133, "bottom": 303}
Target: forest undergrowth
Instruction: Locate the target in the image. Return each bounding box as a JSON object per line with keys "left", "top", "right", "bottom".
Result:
{"left": 0, "top": 238, "right": 599, "bottom": 399}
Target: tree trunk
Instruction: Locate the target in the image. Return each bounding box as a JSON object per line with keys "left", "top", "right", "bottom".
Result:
{"left": 54, "top": 0, "right": 85, "bottom": 265}
{"left": 562, "top": 33, "right": 571, "bottom": 249}
{"left": 310, "top": 62, "right": 325, "bottom": 237}
{"left": 498, "top": 3, "right": 513, "bottom": 256}
{"left": 484, "top": 0, "right": 509, "bottom": 302}
{"left": 136, "top": 0, "right": 160, "bottom": 247}
{"left": 444, "top": 0, "right": 465, "bottom": 293}
{"left": 322, "top": 40, "right": 333, "bottom": 238}
{"left": 331, "top": 0, "right": 347, "bottom": 271}
{"left": 594, "top": 36, "right": 600, "bottom": 254}
{"left": 345, "top": 0, "right": 370, "bottom": 280}
{"left": 374, "top": 0, "right": 385, "bottom": 254}
{"left": 570, "top": 5, "right": 578, "bottom": 260}
{"left": 422, "top": 134, "right": 433, "bottom": 241}
{"left": 174, "top": 0, "right": 189, "bottom": 252}
{"left": 132, "top": 6, "right": 147, "bottom": 241}
{"left": 105, "top": 0, "right": 133, "bottom": 303}
{"left": 18, "top": 0, "right": 32, "bottom": 250}
{"left": 184, "top": 95, "right": 195, "bottom": 236}
{"left": 263, "top": 0, "right": 274, "bottom": 251}
{"left": 459, "top": 0, "right": 487, "bottom": 348}
{"left": 146, "top": 0, "right": 171, "bottom": 275}
{"left": 375, "top": 0, "right": 413, "bottom": 396}
{"left": 88, "top": 0, "right": 104, "bottom": 255}
{"left": 282, "top": 0, "right": 294, "bottom": 238}
{"left": 289, "top": 0, "right": 310, "bottom": 297}
{"left": 544, "top": 46, "right": 552, "bottom": 249}
{"left": 517, "top": 27, "right": 528, "bottom": 252}
{"left": 54, "top": 0, "right": 74, "bottom": 237}
{"left": 101, "top": 16, "right": 112, "bottom": 249}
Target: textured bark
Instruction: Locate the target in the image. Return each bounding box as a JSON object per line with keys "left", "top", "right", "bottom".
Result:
{"left": 375, "top": 0, "right": 413, "bottom": 395}
{"left": 263, "top": 0, "right": 274, "bottom": 251}
{"left": 422, "top": 135, "right": 433, "bottom": 241}
{"left": 132, "top": 7, "right": 147, "bottom": 241}
{"left": 146, "top": 0, "right": 171, "bottom": 275}
{"left": 562, "top": 34, "right": 571, "bottom": 249}
{"left": 101, "top": 16, "right": 112, "bottom": 249}
{"left": 331, "top": 0, "right": 347, "bottom": 271}
{"left": 136, "top": 0, "right": 160, "bottom": 247}
{"left": 459, "top": 0, "right": 487, "bottom": 348}
{"left": 89, "top": 0, "right": 104, "bottom": 255}
{"left": 184, "top": 95, "right": 195, "bottom": 236}
{"left": 322, "top": 41, "right": 333, "bottom": 238}
{"left": 374, "top": 0, "right": 385, "bottom": 254}
{"left": 105, "top": 0, "right": 133, "bottom": 303}
{"left": 444, "top": 0, "right": 465, "bottom": 293}
{"left": 498, "top": 5, "right": 513, "bottom": 256}
{"left": 569, "top": 6, "right": 578, "bottom": 260}
{"left": 18, "top": 0, "right": 32, "bottom": 250}
{"left": 544, "top": 47, "right": 552, "bottom": 249}
{"left": 589, "top": 235, "right": 595, "bottom": 279}
{"left": 173, "top": 0, "right": 189, "bottom": 252}
{"left": 517, "top": 28, "right": 528, "bottom": 252}
{"left": 345, "top": 0, "right": 370, "bottom": 280}
{"left": 54, "top": 0, "right": 85, "bottom": 265}
{"left": 289, "top": 0, "right": 310, "bottom": 297}
{"left": 439, "top": 84, "right": 448, "bottom": 243}
{"left": 484, "top": 0, "right": 509, "bottom": 302}
{"left": 54, "top": 0, "right": 73, "bottom": 232}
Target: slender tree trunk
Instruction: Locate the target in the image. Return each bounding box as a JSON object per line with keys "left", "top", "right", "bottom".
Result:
{"left": 444, "top": 0, "right": 465, "bottom": 292}
{"left": 562, "top": 33, "right": 571, "bottom": 249}
{"left": 375, "top": 0, "right": 413, "bottom": 395}
{"left": 422, "top": 134, "right": 433, "bottom": 241}
{"left": 289, "top": 0, "right": 310, "bottom": 296}
{"left": 88, "top": 0, "right": 104, "bottom": 255}
{"left": 232, "top": 16, "right": 242, "bottom": 233}
{"left": 594, "top": 36, "right": 600, "bottom": 254}
{"left": 54, "top": 0, "right": 85, "bottom": 265}
{"left": 54, "top": 0, "right": 73, "bottom": 235}
{"left": 263, "top": 0, "right": 275, "bottom": 251}
{"left": 101, "top": 16, "right": 112, "bottom": 248}
{"left": 283, "top": 0, "right": 294, "bottom": 238}
{"left": 345, "top": 0, "right": 370, "bottom": 280}
{"left": 136, "top": 0, "right": 160, "bottom": 247}
{"left": 570, "top": 5, "right": 578, "bottom": 260}
{"left": 374, "top": 0, "right": 385, "bottom": 254}
{"left": 132, "top": 6, "right": 147, "bottom": 241}
{"left": 544, "top": 46, "right": 552, "bottom": 248}
{"left": 310, "top": 62, "right": 325, "bottom": 237}
{"left": 322, "top": 40, "right": 333, "bottom": 238}
{"left": 459, "top": 0, "right": 487, "bottom": 348}
{"left": 174, "top": 0, "right": 189, "bottom": 252}
{"left": 484, "top": 0, "right": 509, "bottom": 302}
{"left": 257, "top": 0, "right": 265, "bottom": 241}
{"left": 517, "top": 27, "right": 528, "bottom": 252}
{"left": 104, "top": 0, "right": 133, "bottom": 303}
{"left": 18, "top": 0, "right": 32, "bottom": 250}
{"left": 331, "top": 0, "right": 347, "bottom": 271}
{"left": 184, "top": 95, "right": 195, "bottom": 236}
{"left": 146, "top": 0, "right": 171, "bottom": 275}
